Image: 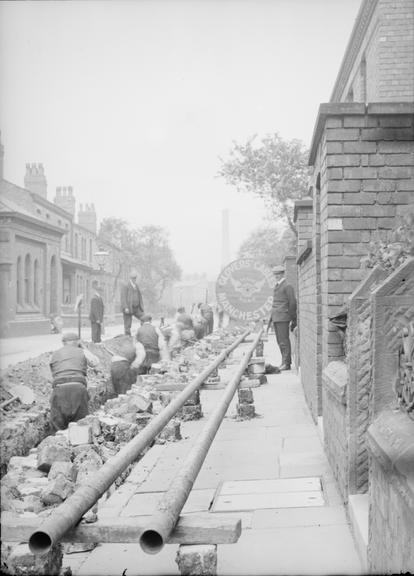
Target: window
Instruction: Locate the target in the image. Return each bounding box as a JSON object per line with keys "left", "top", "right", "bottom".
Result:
{"left": 74, "top": 233, "right": 79, "bottom": 258}
{"left": 34, "top": 259, "right": 40, "bottom": 306}
{"left": 24, "top": 254, "right": 31, "bottom": 304}
{"left": 16, "top": 256, "right": 22, "bottom": 305}
{"left": 89, "top": 239, "right": 93, "bottom": 262}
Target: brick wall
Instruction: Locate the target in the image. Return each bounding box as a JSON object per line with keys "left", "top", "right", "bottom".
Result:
{"left": 367, "top": 410, "right": 414, "bottom": 574}
{"left": 295, "top": 199, "right": 321, "bottom": 421}
{"left": 308, "top": 102, "right": 414, "bottom": 370}
{"left": 332, "top": 0, "right": 414, "bottom": 103}
{"left": 322, "top": 361, "right": 349, "bottom": 500}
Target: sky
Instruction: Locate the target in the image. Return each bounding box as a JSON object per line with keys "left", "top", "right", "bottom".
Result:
{"left": 0, "top": 0, "right": 361, "bottom": 279}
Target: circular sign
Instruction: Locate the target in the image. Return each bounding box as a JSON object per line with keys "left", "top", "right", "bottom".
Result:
{"left": 216, "top": 259, "right": 274, "bottom": 321}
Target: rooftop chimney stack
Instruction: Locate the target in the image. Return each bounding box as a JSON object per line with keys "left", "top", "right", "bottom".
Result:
{"left": 54, "top": 186, "right": 76, "bottom": 216}
{"left": 78, "top": 203, "right": 97, "bottom": 234}
{"left": 24, "top": 163, "right": 47, "bottom": 199}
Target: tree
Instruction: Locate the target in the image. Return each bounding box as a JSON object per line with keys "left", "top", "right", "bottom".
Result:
{"left": 238, "top": 224, "right": 296, "bottom": 269}
{"left": 218, "top": 133, "right": 309, "bottom": 235}
{"left": 99, "top": 219, "right": 181, "bottom": 309}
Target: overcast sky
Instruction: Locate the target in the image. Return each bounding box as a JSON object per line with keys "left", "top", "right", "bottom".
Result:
{"left": 0, "top": 0, "right": 361, "bottom": 278}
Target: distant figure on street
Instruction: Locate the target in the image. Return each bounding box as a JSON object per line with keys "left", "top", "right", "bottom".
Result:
{"left": 199, "top": 302, "right": 214, "bottom": 335}
{"left": 192, "top": 304, "right": 207, "bottom": 339}
{"left": 121, "top": 270, "right": 144, "bottom": 336}
{"left": 216, "top": 304, "right": 225, "bottom": 329}
{"left": 175, "top": 307, "right": 194, "bottom": 330}
{"left": 89, "top": 280, "right": 104, "bottom": 343}
{"left": 109, "top": 334, "right": 146, "bottom": 395}
{"left": 136, "top": 314, "right": 169, "bottom": 374}
{"left": 49, "top": 332, "right": 99, "bottom": 431}
{"left": 266, "top": 265, "right": 297, "bottom": 371}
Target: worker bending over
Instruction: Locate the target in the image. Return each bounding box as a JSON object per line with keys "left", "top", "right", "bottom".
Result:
{"left": 109, "top": 334, "right": 146, "bottom": 395}
{"left": 136, "top": 314, "right": 169, "bottom": 374}
{"left": 49, "top": 332, "right": 99, "bottom": 431}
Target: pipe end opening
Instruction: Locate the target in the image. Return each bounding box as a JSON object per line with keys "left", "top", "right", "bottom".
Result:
{"left": 29, "top": 531, "right": 52, "bottom": 555}
{"left": 140, "top": 529, "right": 164, "bottom": 555}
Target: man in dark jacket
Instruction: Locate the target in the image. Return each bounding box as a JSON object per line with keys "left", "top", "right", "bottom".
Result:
{"left": 267, "top": 265, "right": 297, "bottom": 370}
{"left": 121, "top": 270, "right": 144, "bottom": 336}
{"left": 49, "top": 332, "right": 99, "bottom": 431}
{"left": 136, "top": 314, "right": 169, "bottom": 374}
{"left": 89, "top": 281, "right": 104, "bottom": 343}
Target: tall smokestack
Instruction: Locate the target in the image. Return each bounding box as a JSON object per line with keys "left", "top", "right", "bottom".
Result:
{"left": 221, "top": 208, "right": 230, "bottom": 269}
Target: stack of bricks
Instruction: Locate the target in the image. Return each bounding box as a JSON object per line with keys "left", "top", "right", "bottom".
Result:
{"left": 237, "top": 387, "right": 255, "bottom": 419}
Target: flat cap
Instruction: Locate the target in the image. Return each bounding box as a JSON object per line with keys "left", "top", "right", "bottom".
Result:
{"left": 62, "top": 332, "right": 79, "bottom": 342}
{"left": 272, "top": 265, "right": 285, "bottom": 273}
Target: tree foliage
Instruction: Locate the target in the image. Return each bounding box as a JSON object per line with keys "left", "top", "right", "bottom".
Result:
{"left": 99, "top": 218, "right": 181, "bottom": 309}
{"left": 238, "top": 224, "right": 296, "bottom": 269}
{"left": 218, "top": 133, "right": 309, "bottom": 234}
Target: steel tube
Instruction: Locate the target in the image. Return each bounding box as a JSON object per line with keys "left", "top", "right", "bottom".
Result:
{"left": 139, "top": 329, "right": 263, "bottom": 554}
{"left": 29, "top": 330, "right": 249, "bottom": 555}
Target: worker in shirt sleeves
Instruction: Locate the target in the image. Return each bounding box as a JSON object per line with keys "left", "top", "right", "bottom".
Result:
{"left": 109, "top": 335, "right": 147, "bottom": 395}
{"left": 49, "top": 332, "right": 100, "bottom": 431}
{"left": 136, "top": 314, "right": 169, "bottom": 374}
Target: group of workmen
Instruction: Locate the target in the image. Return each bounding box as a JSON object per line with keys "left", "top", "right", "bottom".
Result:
{"left": 49, "top": 264, "right": 296, "bottom": 433}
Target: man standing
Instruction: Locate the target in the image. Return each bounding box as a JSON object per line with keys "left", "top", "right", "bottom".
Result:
{"left": 49, "top": 332, "right": 99, "bottom": 431}
{"left": 267, "top": 265, "right": 297, "bottom": 371}
{"left": 89, "top": 281, "right": 104, "bottom": 343}
{"left": 199, "top": 302, "right": 214, "bottom": 335}
{"left": 136, "top": 314, "right": 169, "bottom": 374}
{"left": 121, "top": 270, "right": 144, "bottom": 336}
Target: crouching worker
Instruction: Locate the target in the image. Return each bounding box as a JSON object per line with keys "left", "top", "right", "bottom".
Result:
{"left": 136, "top": 314, "right": 169, "bottom": 374}
{"left": 109, "top": 335, "right": 146, "bottom": 395}
{"left": 49, "top": 332, "right": 99, "bottom": 431}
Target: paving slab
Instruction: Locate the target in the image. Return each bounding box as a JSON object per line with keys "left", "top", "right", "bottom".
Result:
{"left": 217, "top": 525, "right": 361, "bottom": 575}
{"left": 251, "top": 505, "right": 348, "bottom": 529}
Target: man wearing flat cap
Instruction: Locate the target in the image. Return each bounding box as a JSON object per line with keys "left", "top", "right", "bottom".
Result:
{"left": 49, "top": 332, "right": 99, "bottom": 430}
{"left": 267, "top": 265, "right": 297, "bottom": 371}
{"left": 121, "top": 270, "right": 145, "bottom": 336}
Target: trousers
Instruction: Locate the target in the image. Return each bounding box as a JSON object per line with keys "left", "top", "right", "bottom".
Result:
{"left": 50, "top": 382, "right": 89, "bottom": 431}
{"left": 273, "top": 321, "right": 291, "bottom": 367}
{"left": 123, "top": 307, "right": 143, "bottom": 336}
{"left": 91, "top": 322, "right": 101, "bottom": 343}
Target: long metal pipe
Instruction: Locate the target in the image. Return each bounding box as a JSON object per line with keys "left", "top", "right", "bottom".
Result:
{"left": 29, "top": 330, "right": 249, "bottom": 555}
{"left": 139, "top": 329, "right": 263, "bottom": 554}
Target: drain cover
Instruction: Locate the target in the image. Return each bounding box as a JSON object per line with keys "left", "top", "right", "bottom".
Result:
{"left": 211, "top": 477, "right": 324, "bottom": 512}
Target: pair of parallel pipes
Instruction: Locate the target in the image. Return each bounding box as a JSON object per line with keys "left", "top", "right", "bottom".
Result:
{"left": 29, "top": 329, "right": 261, "bottom": 555}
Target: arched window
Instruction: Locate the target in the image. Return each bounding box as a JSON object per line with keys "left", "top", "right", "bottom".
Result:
{"left": 34, "top": 259, "right": 40, "bottom": 306}
{"left": 16, "top": 256, "right": 22, "bottom": 305}
{"left": 24, "top": 254, "right": 31, "bottom": 304}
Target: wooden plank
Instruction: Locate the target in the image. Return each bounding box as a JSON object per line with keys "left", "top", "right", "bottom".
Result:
{"left": 1, "top": 513, "right": 242, "bottom": 545}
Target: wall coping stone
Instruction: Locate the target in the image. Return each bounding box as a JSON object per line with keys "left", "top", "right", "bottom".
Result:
{"left": 330, "top": 0, "right": 378, "bottom": 102}
{"left": 367, "top": 102, "right": 414, "bottom": 116}
{"left": 322, "top": 361, "right": 348, "bottom": 406}
{"left": 367, "top": 408, "right": 414, "bottom": 510}
{"left": 293, "top": 197, "right": 313, "bottom": 222}
{"left": 371, "top": 257, "right": 414, "bottom": 299}
{"left": 348, "top": 265, "right": 389, "bottom": 303}
{"left": 308, "top": 102, "right": 414, "bottom": 166}
{"left": 297, "top": 240, "right": 312, "bottom": 266}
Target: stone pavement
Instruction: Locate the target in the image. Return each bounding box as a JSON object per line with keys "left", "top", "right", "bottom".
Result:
{"left": 66, "top": 338, "right": 362, "bottom": 576}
